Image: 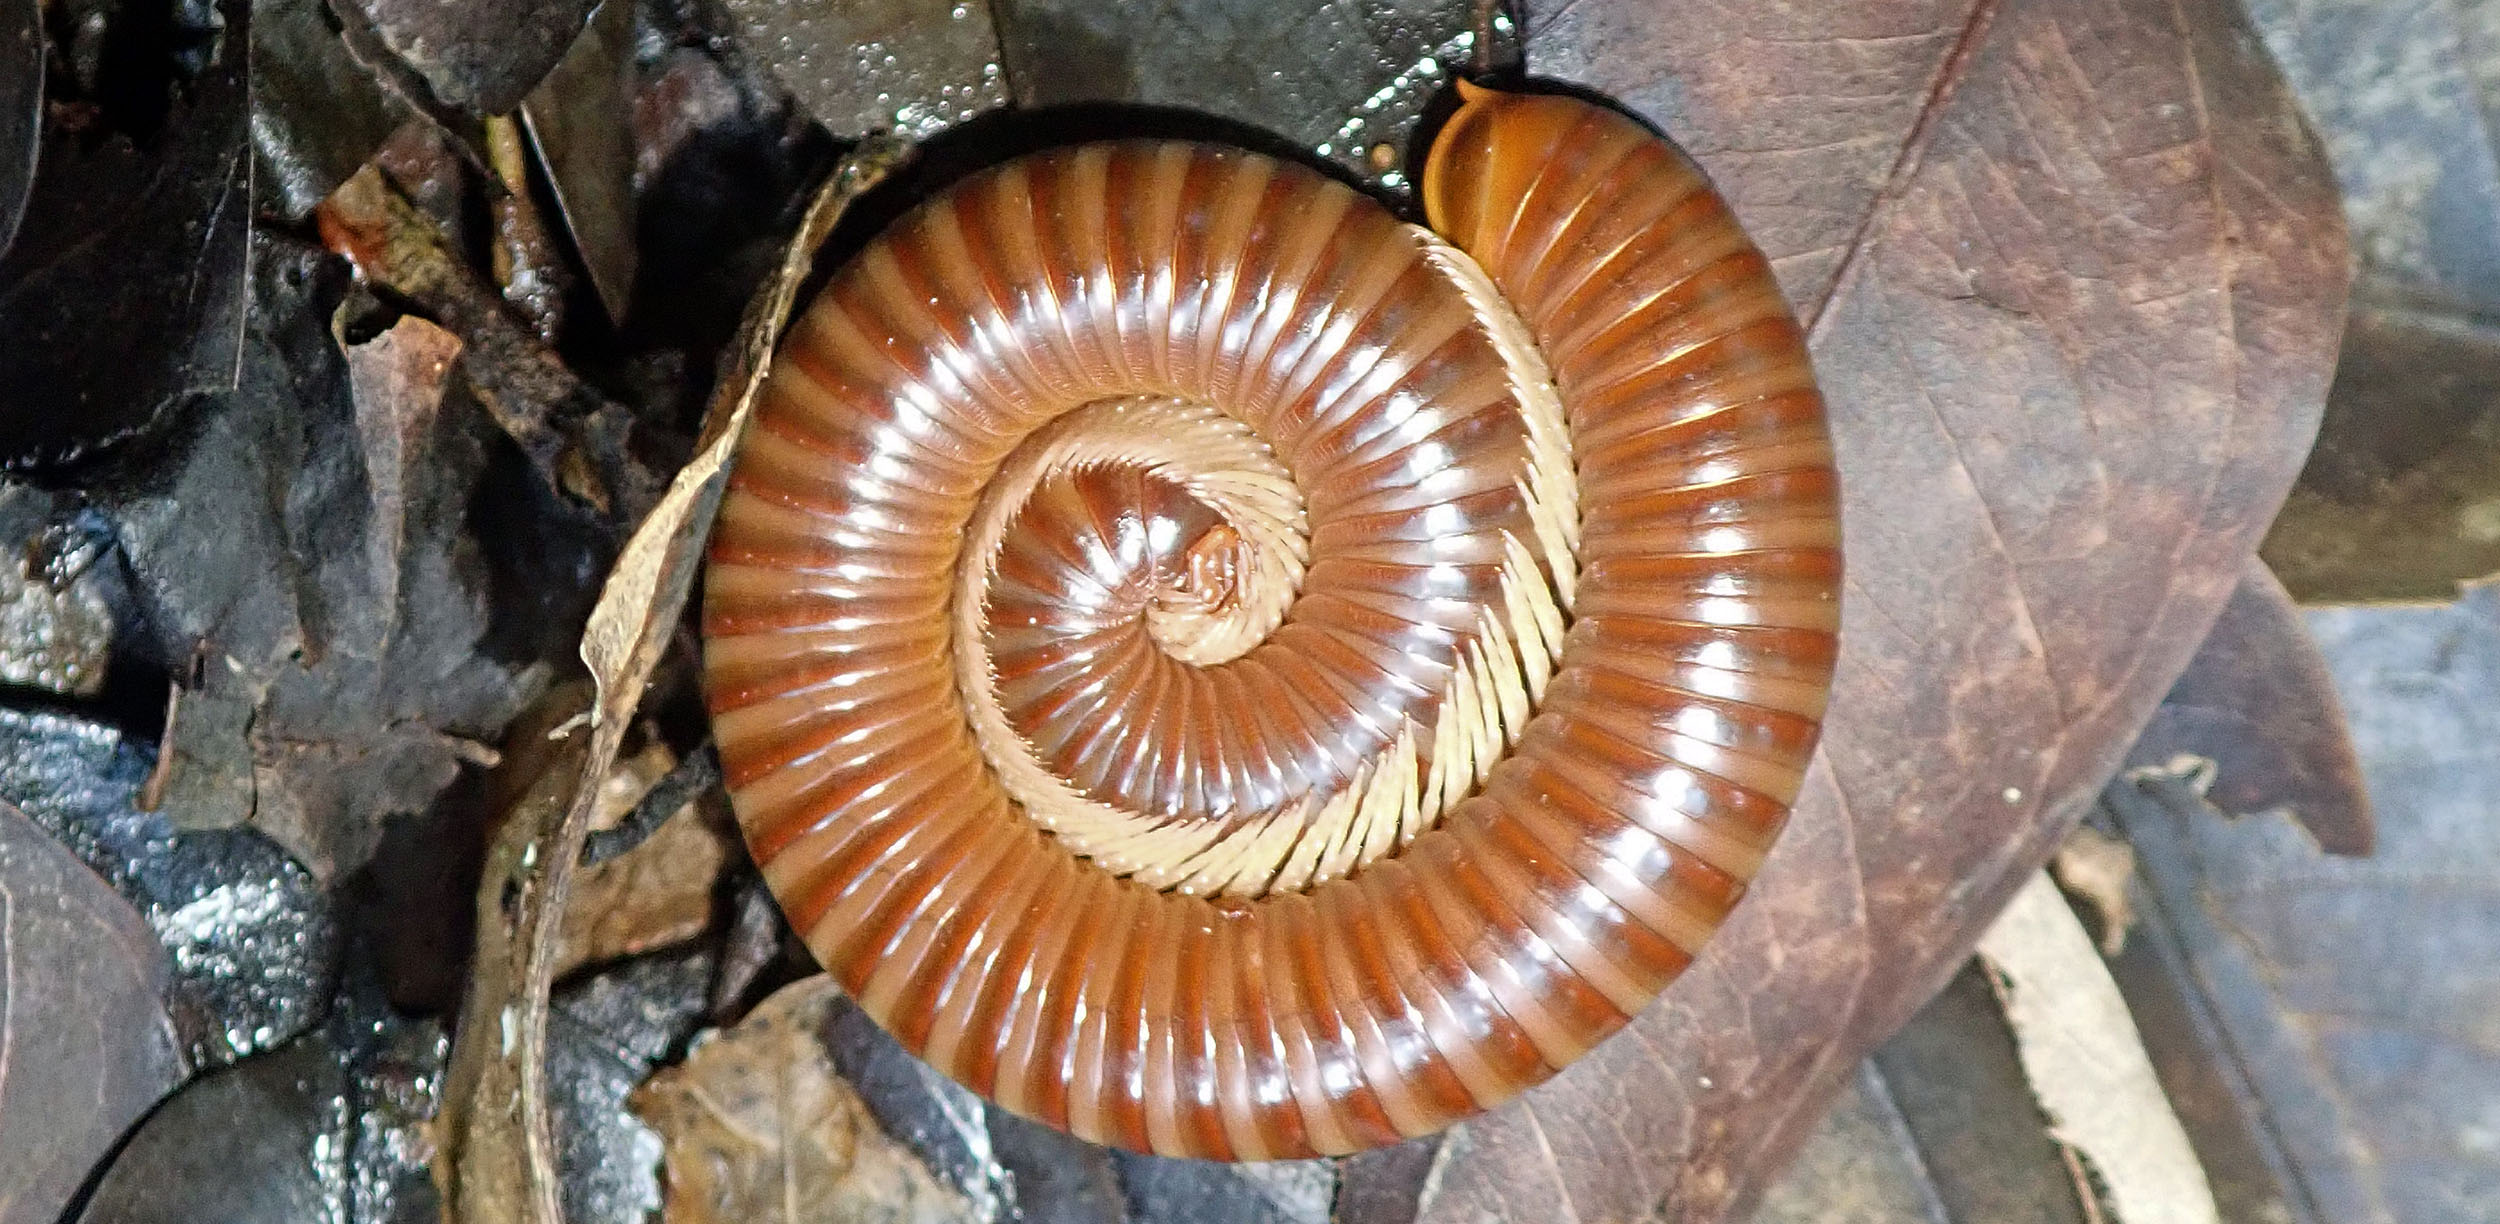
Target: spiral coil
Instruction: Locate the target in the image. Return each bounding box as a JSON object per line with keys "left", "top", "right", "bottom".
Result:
{"left": 703, "top": 82, "right": 1840, "bottom": 1159}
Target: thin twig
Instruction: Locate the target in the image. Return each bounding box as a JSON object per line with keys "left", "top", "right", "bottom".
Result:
{"left": 582, "top": 742, "right": 720, "bottom": 866}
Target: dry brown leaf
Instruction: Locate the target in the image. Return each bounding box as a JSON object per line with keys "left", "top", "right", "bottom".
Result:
{"left": 341, "top": 314, "right": 465, "bottom": 637}
{"left": 316, "top": 166, "right": 657, "bottom": 525}
{"left": 2126, "top": 555, "right": 2373, "bottom": 855}
{"left": 630, "top": 977, "right": 978, "bottom": 1224}
{"left": 1977, "top": 871, "right": 2218, "bottom": 1224}
{"left": 590, "top": 744, "right": 676, "bottom": 831}
{"left": 2052, "top": 823, "right": 2138, "bottom": 957}
{"left": 578, "top": 133, "right": 910, "bottom": 726}
{"left": 1404, "top": 1, "right": 2349, "bottom": 1218}
{"left": 433, "top": 689, "right": 591, "bottom": 1224}
{"left": 433, "top": 140, "right": 910, "bottom": 1224}
{"left": 554, "top": 778, "right": 732, "bottom": 979}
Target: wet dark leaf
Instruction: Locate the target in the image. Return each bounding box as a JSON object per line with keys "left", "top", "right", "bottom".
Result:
{"left": 0, "top": 0, "right": 38, "bottom": 257}
{"left": 103, "top": 240, "right": 545, "bottom": 880}
{"left": 988, "top": 0, "right": 1510, "bottom": 188}
{"left": 349, "top": 999, "right": 452, "bottom": 1224}
{"left": 331, "top": 0, "right": 601, "bottom": 117}
{"left": 520, "top": 0, "right": 638, "bottom": 325}
{"left": 2129, "top": 556, "right": 2374, "bottom": 855}
{"left": 988, "top": 1110, "right": 1126, "bottom": 1224}
{"left": 0, "top": 800, "right": 185, "bottom": 1224}
{"left": 69, "top": 983, "right": 447, "bottom": 1224}
{"left": 1114, "top": 1153, "right": 1334, "bottom": 1224}
{"left": 1335, "top": 1140, "right": 1438, "bottom": 1224}
{"left": 0, "top": 705, "right": 339, "bottom": 1067}
{"left": 74, "top": 1034, "right": 346, "bottom": 1222}
{"left": 0, "top": 0, "right": 249, "bottom": 470}
{"left": 706, "top": 876, "right": 795, "bottom": 1019}
{"left": 622, "top": 39, "right": 834, "bottom": 403}
{"left": 546, "top": 949, "right": 716, "bottom": 1224}
{"left": 251, "top": 0, "right": 411, "bottom": 221}
{"left": 721, "top": 0, "right": 1009, "bottom": 140}
{"left": 0, "top": 486, "right": 117, "bottom": 696}
{"left": 1860, "top": 967, "right": 2093, "bottom": 1224}
{"left": 1404, "top": 0, "right": 2350, "bottom": 1219}
{"left": 2108, "top": 585, "right": 2500, "bottom": 1224}
{"left": 817, "top": 988, "right": 1016, "bottom": 1219}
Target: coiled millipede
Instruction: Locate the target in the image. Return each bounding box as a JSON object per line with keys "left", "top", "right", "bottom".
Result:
{"left": 701, "top": 82, "right": 1840, "bottom": 1160}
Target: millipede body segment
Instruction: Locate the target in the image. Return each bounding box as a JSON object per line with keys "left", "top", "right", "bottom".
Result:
{"left": 701, "top": 82, "right": 1841, "bottom": 1159}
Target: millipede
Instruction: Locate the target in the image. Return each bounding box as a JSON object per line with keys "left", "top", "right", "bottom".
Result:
{"left": 700, "top": 81, "right": 1841, "bottom": 1160}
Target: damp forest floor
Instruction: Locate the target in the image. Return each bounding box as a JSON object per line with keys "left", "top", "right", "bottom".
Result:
{"left": 0, "top": 2, "right": 2489, "bottom": 1224}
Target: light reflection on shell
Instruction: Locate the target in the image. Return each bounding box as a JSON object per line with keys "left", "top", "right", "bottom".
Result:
{"left": 702, "top": 82, "right": 1840, "bottom": 1159}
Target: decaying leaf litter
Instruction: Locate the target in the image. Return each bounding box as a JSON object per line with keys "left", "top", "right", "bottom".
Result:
{"left": 2251, "top": 0, "right": 2500, "bottom": 606}
{"left": 2, "top": 0, "right": 2476, "bottom": 1221}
